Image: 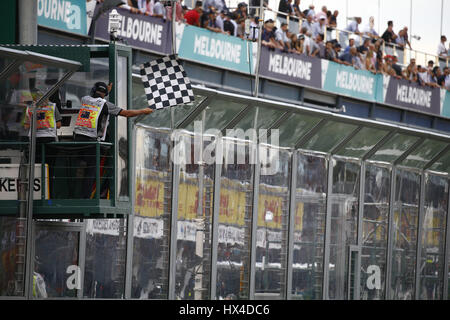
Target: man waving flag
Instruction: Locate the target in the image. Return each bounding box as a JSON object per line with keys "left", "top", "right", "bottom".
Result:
{"left": 140, "top": 54, "right": 195, "bottom": 110}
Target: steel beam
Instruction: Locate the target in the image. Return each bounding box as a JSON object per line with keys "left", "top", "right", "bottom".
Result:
{"left": 294, "top": 119, "right": 328, "bottom": 150}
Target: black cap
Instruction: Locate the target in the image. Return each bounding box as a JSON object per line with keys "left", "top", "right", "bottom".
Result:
{"left": 94, "top": 82, "right": 108, "bottom": 95}
{"left": 334, "top": 42, "right": 341, "bottom": 48}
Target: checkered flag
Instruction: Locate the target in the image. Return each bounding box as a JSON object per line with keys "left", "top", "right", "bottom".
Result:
{"left": 140, "top": 54, "right": 195, "bottom": 110}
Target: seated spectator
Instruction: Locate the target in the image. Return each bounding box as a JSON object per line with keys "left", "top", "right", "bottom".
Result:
{"left": 346, "top": 17, "right": 362, "bottom": 36}
{"left": 201, "top": 10, "right": 223, "bottom": 33}
{"left": 328, "top": 10, "right": 338, "bottom": 29}
{"left": 403, "top": 58, "right": 418, "bottom": 82}
{"left": 382, "top": 21, "right": 397, "bottom": 44}
{"left": 152, "top": 0, "right": 165, "bottom": 18}
{"left": 261, "top": 20, "right": 282, "bottom": 50}
{"left": 339, "top": 46, "right": 357, "bottom": 67}
{"left": 396, "top": 27, "right": 411, "bottom": 49}
{"left": 344, "top": 36, "right": 356, "bottom": 54}
{"left": 312, "top": 16, "right": 326, "bottom": 38}
{"left": 223, "top": 12, "right": 237, "bottom": 36}
{"left": 391, "top": 55, "right": 403, "bottom": 77}
{"left": 437, "top": 35, "right": 448, "bottom": 58}
{"left": 248, "top": 16, "right": 259, "bottom": 41}
{"left": 365, "top": 49, "right": 377, "bottom": 74}
{"left": 185, "top": 1, "right": 203, "bottom": 27}
{"left": 383, "top": 55, "right": 400, "bottom": 78}
{"left": 236, "top": 18, "right": 246, "bottom": 39}
{"left": 301, "top": 14, "right": 314, "bottom": 36}
{"left": 362, "top": 16, "right": 379, "bottom": 39}
{"left": 315, "top": 34, "right": 326, "bottom": 58}
{"left": 325, "top": 40, "right": 337, "bottom": 62}
{"left": 290, "top": 33, "right": 304, "bottom": 54}
{"left": 275, "top": 23, "right": 291, "bottom": 51}
{"left": 432, "top": 66, "right": 445, "bottom": 87}
{"left": 333, "top": 42, "right": 348, "bottom": 65}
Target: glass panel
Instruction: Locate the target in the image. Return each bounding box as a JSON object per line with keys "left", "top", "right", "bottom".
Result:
{"left": 302, "top": 121, "right": 358, "bottom": 153}
{"left": 418, "top": 174, "right": 448, "bottom": 300}
{"left": 291, "top": 152, "right": 327, "bottom": 300}
{"left": 0, "top": 216, "right": 26, "bottom": 296}
{"left": 255, "top": 149, "right": 291, "bottom": 299}
{"left": 390, "top": 169, "right": 420, "bottom": 300}
{"left": 84, "top": 218, "right": 127, "bottom": 298}
{"left": 370, "top": 134, "right": 420, "bottom": 164}
{"left": 216, "top": 138, "right": 254, "bottom": 300}
{"left": 131, "top": 127, "right": 171, "bottom": 299}
{"left": 328, "top": 159, "right": 359, "bottom": 300}
{"left": 33, "top": 228, "right": 79, "bottom": 298}
{"left": 117, "top": 55, "right": 128, "bottom": 199}
{"left": 401, "top": 139, "right": 448, "bottom": 169}
{"left": 336, "top": 128, "right": 389, "bottom": 159}
{"left": 360, "top": 165, "right": 391, "bottom": 300}
{"left": 174, "top": 131, "right": 214, "bottom": 300}
{"left": 230, "top": 106, "right": 257, "bottom": 133}
{"left": 277, "top": 114, "right": 321, "bottom": 148}
{"left": 429, "top": 149, "right": 450, "bottom": 173}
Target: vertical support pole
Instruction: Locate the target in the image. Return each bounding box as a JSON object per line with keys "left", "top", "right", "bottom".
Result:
{"left": 355, "top": 161, "right": 366, "bottom": 300}
{"left": 168, "top": 107, "right": 180, "bottom": 300}
{"left": 322, "top": 156, "right": 334, "bottom": 300}
{"left": 385, "top": 166, "right": 397, "bottom": 300}
{"left": 442, "top": 176, "right": 450, "bottom": 300}
{"left": 172, "top": 0, "right": 177, "bottom": 54}
{"left": 95, "top": 142, "right": 100, "bottom": 200}
{"left": 286, "top": 151, "right": 298, "bottom": 299}
{"left": 249, "top": 141, "right": 260, "bottom": 300}
{"left": 209, "top": 150, "right": 221, "bottom": 300}
{"left": 41, "top": 144, "right": 45, "bottom": 200}
{"left": 253, "top": 2, "right": 264, "bottom": 97}
{"left": 25, "top": 104, "right": 37, "bottom": 299}
{"left": 78, "top": 220, "right": 87, "bottom": 299}
{"left": 415, "top": 171, "right": 426, "bottom": 300}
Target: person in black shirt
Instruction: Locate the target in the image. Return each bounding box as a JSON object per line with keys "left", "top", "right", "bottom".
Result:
{"left": 381, "top": 21, "right": 397, "bottom": 44}
{"left": 278, "top": 0, "right": 293, "bottom": 21}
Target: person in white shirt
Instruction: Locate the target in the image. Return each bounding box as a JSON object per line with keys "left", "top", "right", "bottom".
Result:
{"left": 362, "top": 16, "right": 379, "bottom": 39}
{"left": 275, "top": 23, "right": 291, "bottom": 51}
{"left": 152, "top": 0, "right": 165, "bottom": 18}
{"left": 311, "top": 16, "right": 326, "bottom": 38}
{"left": 438, "top": 35, "right": 448, "bottom": 58}
{"left": 346, "top": 17, "right": 362, "bottom": 35}
{"left": 301, "top": 14, "right": 314, "bottom": 35}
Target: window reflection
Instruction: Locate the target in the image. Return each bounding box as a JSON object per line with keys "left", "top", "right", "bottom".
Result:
{"left": 291, "top": 152, "right": 327, "bottom": 300}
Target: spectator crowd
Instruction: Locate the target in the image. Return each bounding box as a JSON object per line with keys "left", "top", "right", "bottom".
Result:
{"left": 104, "top": 0, "right": 450, "bottom": 90}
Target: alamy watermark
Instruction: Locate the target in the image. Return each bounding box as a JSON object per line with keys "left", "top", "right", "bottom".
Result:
{"left": 170, "top": 121, "right": 280, "bottom": 175}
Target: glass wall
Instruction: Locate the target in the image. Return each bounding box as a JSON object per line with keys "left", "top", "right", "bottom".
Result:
{"left": 174, "top": 131, "right": 214, "bottom": 300}
{"left": 418, "top": 174, "right": 448, "bottom": 300}
{"left": 254, "top": 148, "right": 291, "bottom": 299}
{"left": 389, "top": 168, "right": 420, "bottom": 300}
{"left": 291, "top": 152, "right": 327, "bottom": 300}
{"left": 216, "top": 138, "right": 254, "bottom": 300}
{"left": 84, "top": 218, "right": 127, "bottom": 298}
{"left": 328, "top": 159, "right": 360, "bottom": 300}
{"left": 131, "top": 126, "right": 171, "bottom": 299}
{"left": 360, "top": 164, "right": 391, "bottom": 300}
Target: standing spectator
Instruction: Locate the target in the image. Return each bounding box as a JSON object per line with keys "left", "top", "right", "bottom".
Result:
{"left": 333, "top": 42, "right": 348, "bottom": 65}
{"left": 358, "top": 38, "right": 371, "bottom": 54}
{"left": 328, "top": 10, "right": 338, "bottom": 29}
{"left": 403, "top": 58, "right": 418, "bottom": 82}
{"left": 166, "top": 0, "right": 183, "bottom": 21}
{"left": 431, "top": 67, "right": 444, "bottom": 87}
{"left": 137, "top": 0, "right": 153, "bottom": 15}
{"left": 261, "top": 20, "right": 281, "bottom": 50}
{"left": 275, "top": 23, "right": 291, "bottom": 51}
{"left": 339, "top": 46, "right": 358, "bottom": 67}
{"left": 152, "top": 0, "right": 166, "bottom": 19}
{"left": 437, "top": 35, "right": 448, "bottom": 58}
{"left": 362, "top": 16, "right": 379, "bottom": 39}
{"left": 278, "top": 0, "right": 293, "bottom": 23}
{"left": 250, "top": 0, "right": 268, "bottom": 17}
{"left": 215, "top": 10, "right": 226, "bottom": 32}
{"left": 346, "top": 17, "right": 362, "bottom": 36}
{"left": 301, "top": 14, "right": 314, "bottom": 35}
{"left": 325, "top": 41, "right": 338, "bottom": 62}
{"left": 305, "top": 4, "right": 315, "bottom": 19}
{"left": 315, "top": 6, "right": 327, "bottom": 22}
{"left": 443, "top": 67, "right": 450, "bottom": 90}
{"left": 184, "top": 1, "right": 203, "bottom": 27}
{"left": 233, "top": 2, "right": 248, "bottom": 20}
{"left": 382, "top": 21, "right": 397, "bottom": 44}
{"left": 248, "top": 16, "right": 259, "bottom": 41}
{"left": 365, "top": 50, "right": 377, "bottom": 74}
{"left": 312, "top": 16, "right": 326, "bottom": 39}
{"left": 396, "top": 27, "right": 411, "bottom": 49}
{"left": 213, "top": 0, "right": 228, "bottom": 13}
{"left": 315, "top": 34, "right": 326, "bottom": 58}
{"left": 236, "top": 18, "right": 246, "bottom": 39}
{"left": 292, "top": 0, "right": 305, "bottom": 21}
{"left": 202, "top": 0, "right": 216, "bottom": 12}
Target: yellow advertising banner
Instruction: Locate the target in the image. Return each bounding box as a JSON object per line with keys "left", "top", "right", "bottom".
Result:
{"left": 135, "top": 169, "right": 165, "bottom": 217}
{"left": 219, "top": 178, "right": 247, "bottom": 226}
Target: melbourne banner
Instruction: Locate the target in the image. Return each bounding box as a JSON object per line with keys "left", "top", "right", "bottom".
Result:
{"left": 383, "top": 76, "right": 441, "bottom": 115}
{"left": 177, "top": 24, "right": 253, "bottom": 74}
{"left": 441, "top": 90, "right": 450, "bottom": 118}
{"left": 258, "top": 46, "right": 321, "bottom": 89}
{"left": 322, "top": 59, "right": 381, "bottom": 102}
{"left": 37, "top": 0, "right": 87, "bottom": 35}
{"left": 91, "top": 5, "right": 172, "bottom": 54}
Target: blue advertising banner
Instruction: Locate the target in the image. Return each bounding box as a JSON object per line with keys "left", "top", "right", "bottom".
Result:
{"left": 441, "top": 90, "right": 450, "bottom": 118}
{"left": 37, "top": 0, "right": 87, "bottom": 36}
{"left": 321, "top": 60, "right": 380, "bottom": 102}
{"left": 258, "top": 46, "right": 321, "bottom": 89}
{"left": 91, "top": 5, "right": 172, "bottom": 54}
{"left": 177, "top": 24, "right": 253, "bottom": 74}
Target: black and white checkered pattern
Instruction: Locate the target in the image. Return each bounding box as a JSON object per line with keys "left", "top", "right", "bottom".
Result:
{"left": 140, "top": 54, "right": 195, "bottom": 110}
